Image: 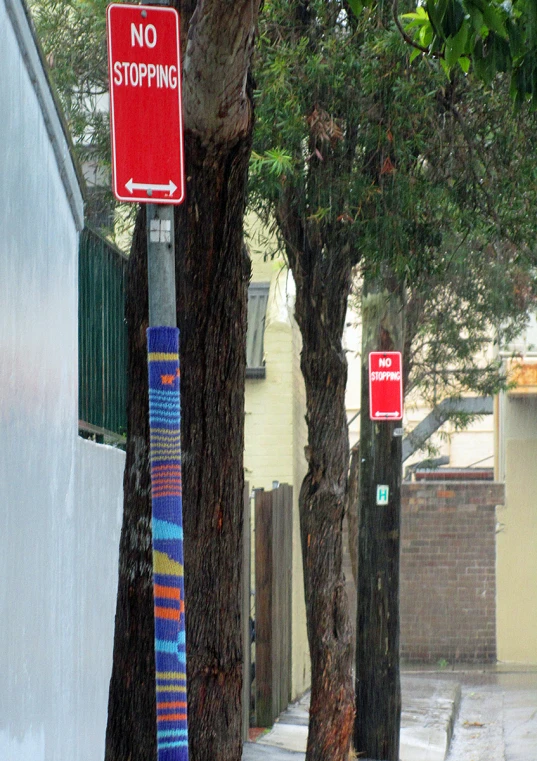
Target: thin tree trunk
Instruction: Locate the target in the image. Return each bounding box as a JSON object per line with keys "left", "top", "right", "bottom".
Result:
{"left": 354, "top": 276, "right": 404, "bottom": 761}
{"left": 285, "top": 229, "right": 355, "bottom": 761}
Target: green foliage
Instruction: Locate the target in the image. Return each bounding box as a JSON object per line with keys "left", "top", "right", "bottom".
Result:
{"left": 29, "top": 0, "right": 134, "bottom": 243}
{"left": 398, "top": 0, "right": 537, "bottom": 106}
{"left": 252, "top": 0, "right": 537, "bottom": 409}
{"left": 399, "top": 238, "right": 537, "bottom": 403}
{"left": 251, "top": 1, "right": 468, "bottom": 276}
{"left": 30, "top": 0, "right": 109, "bottom": 156}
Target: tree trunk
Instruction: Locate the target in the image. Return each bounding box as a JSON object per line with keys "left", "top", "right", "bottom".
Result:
{"left": 175, "top": 130, "right": 251, "bottom": 761}
{"left": 354, "top": 277, "right": 404, "bottom": 761}
{"left": 346, "top": 444, "right": 360, "bottom": 587}
{"left": 287, "top": 234, "right": 355, "bottom": 761}
{"left": 105, "top": 210, "right": 157, "bottom": 761}
{"left": 105, "top": 2, "right": 260, "bottom": 760}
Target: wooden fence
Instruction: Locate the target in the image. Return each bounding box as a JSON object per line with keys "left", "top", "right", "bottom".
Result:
{"left": 254, "top": 484, "right": 293, "bottom": 727}
{"left": 242, "top": 483, "right": 251, "bottom": 741}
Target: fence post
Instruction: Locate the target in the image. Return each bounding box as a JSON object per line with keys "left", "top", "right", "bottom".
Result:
{"left": 255, "top": 488, "right": 274, "bottom": 727}
{"left": 242, "top": 483, "right": 251, "bottom": 742}
{"left": 274, "top": 484, "right": 293, "bottom": 713}
{"left": 271, "top": 486, "right": 281, "bottom": 718}
{"left": 255, "top": 485, "right": 293, "bottom": 726}
{"left": 280, "top": 483, "right": 292, "bottom": 709}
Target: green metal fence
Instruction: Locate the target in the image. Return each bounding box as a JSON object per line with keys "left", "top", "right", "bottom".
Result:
{"left": 79, "top": 227, "right": 128, "bottom": 441}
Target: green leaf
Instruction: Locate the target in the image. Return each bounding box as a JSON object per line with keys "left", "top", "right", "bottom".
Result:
{"left": 458, "top": 55, "right": 470, "bottom": 73}
{"left": 445, "top": 21, "right": 469, "bottom": 66}
{"left": 419, "top": 23, "right": 435, "bottom": 48}
{"left": 443, "top": 0, "right": 466, "bottom": 37}
{"left": 466, "top": 4, "right": 484, "bottom": 34}
{"left": 427, "top": 0, "right": 447, "bottom": 40}
{"left": 481, "top": 3, "right": 508, "bottom": 38}
{"left": 440, "top": 57, "right": 451, "bottom": 77}
{"left": 506, "top": 18, "right": 525, "bottom": 63}
{"left": 473, "top": 39, "right": 496, "bottom": 83}
{"left": 409, "top": 47, "right": 422, "bottom": 64}
{"left": 347, "top": 0, "right": 364, "bottom": 17}
{"left": 402, "top": 7, "right": 430, "bottom": 22}
{"left": 402, "top": 8, "right": 431, "bottom": 31}
{"left": 464, "top": 0, "right": 508, "bottom": 37}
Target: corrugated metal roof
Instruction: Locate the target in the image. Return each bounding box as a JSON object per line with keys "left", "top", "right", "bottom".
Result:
{"left": 246, "top": 283, "right": 269, "bottom": 379}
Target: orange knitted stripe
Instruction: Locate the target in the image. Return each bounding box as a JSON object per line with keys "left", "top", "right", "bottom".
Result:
{"left": 158, "top": 713, "right": 187, "bottom": 722}
{"left": 154, "top": 584, "right": 180, "bottom": 600}
{"left": 155, "top": 606, "right": 180, "bottom": 621}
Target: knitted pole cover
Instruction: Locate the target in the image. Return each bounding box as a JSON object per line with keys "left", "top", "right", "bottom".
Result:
{"left": 147, "top": 327, "right": 189, "bottom": 761}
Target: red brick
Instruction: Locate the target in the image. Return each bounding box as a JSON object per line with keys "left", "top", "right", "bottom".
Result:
{"left": 400, "top": 481, "right": 503, "bottom": 664}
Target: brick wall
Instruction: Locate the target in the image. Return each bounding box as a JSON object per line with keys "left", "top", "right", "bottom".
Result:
{"left": 400, "top": 482, "right": 504, "bottom": 664}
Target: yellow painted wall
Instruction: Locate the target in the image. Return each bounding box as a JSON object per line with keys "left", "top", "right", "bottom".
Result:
{"left": 496, "top": 399, "right": 537, "bottom": 663}
{"left": 244, "top": 245, "right": 310, "bottom": 699}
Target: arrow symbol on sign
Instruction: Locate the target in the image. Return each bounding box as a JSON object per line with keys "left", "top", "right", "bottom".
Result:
{"left": 375, "top": 411, "right": 400, "bottom": 417}
{"left": 126, "top": 179, "right": 178, "bottom": 196}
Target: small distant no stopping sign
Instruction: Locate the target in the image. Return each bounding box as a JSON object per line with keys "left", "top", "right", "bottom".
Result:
{"left": 369, "top": 352, "right": 403, "bottom": 421}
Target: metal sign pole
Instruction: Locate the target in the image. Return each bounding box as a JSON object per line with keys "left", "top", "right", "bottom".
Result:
{"left": 147, "top": 203, "right": 176, "bottom": 327}
{"left": 146, "top": 202, "right": 189, "bottom": 759}
{"left": 107, "top": 4, "right": 187, "bottom": 756}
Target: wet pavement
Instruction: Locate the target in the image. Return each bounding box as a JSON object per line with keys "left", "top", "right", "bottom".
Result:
{"left": 445, "top": 685, "right": 504, "bottom": 761}
{"left": 244, "top": 674, "right": 461, "bottom": 761}
{"left": 243, "top": 668, "right": 537, "bottom": 761}
{"left": 442, "top": 669, "right": 537, "bottom": 761}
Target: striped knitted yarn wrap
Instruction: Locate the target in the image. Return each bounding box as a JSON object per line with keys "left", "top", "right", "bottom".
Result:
{"left": 147, "top": 327, "right": 188, "bottom": 761}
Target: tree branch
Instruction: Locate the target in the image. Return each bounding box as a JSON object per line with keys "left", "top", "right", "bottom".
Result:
{"left": 392, "top": 0, "right": 434, "bottom": 56}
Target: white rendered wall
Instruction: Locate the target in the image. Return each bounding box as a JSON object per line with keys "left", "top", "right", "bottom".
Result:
{"left": 0, "top": 0, "right": 125, "bottom": 757}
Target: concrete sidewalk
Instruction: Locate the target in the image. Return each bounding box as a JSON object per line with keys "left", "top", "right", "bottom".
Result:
{"left": 443, "top": 669, "right": 537, "bottom": 761}
{"left": 243, "top": 675, "right": 461, "bottom": 761}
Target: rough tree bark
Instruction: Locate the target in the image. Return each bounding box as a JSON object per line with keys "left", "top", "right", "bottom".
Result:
{"left": 354, "top": 275, "right": 404, "bottom": 761}
{"left": 105, "top": 2, "right": 261, "bottom": 761}
{"left": 105, "top": 209, "right": 157, "bottom": 761}
{"left": 175, "top": 105, "right": 252, "bottom": 761}
{"left": 346, "top": 444, "right": 360, "bottom": 587}
{"left": 278, "top": 202, "right": 355, "bottom": 761}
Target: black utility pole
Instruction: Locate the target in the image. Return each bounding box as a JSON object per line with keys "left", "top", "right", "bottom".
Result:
{"left": 354, "top": 276, "right": 404, "bottom": 761}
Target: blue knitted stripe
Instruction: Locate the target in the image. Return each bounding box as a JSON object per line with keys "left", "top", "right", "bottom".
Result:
{"left": 148, "top": 327, "right": 188, "bottom": 761}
